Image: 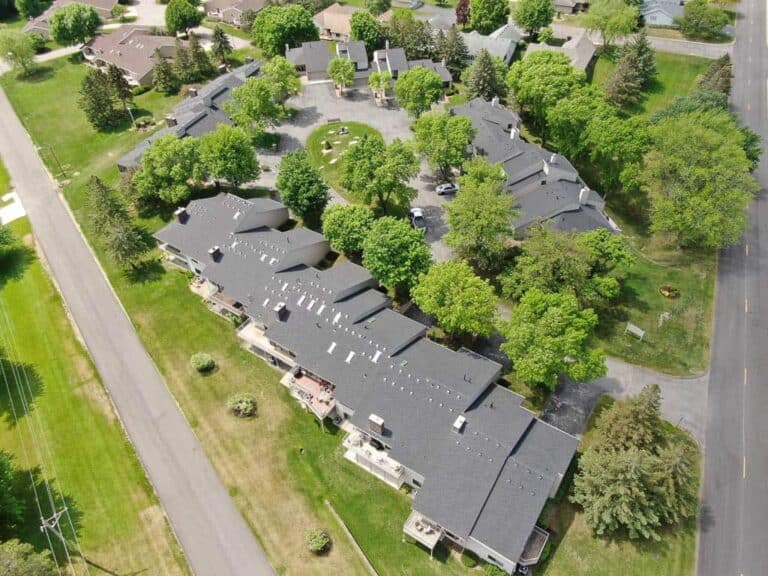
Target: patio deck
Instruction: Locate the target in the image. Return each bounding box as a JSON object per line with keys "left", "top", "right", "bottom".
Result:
{"left": 287, "top": 373, "right": 336, "bottom": 419}
{"left": 343, "top": 430, "right": 405, "bottom": 489}
{"left": 237, "top": 320, "right": 296, "bottom": 368}
{"left": 403, "top": 510, "right": 443, "bottom": 551}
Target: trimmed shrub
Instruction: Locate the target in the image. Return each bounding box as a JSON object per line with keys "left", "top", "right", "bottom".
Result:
{"left": 27, "top": 32, "right": 46, "bottom": 53}
{"left": 190, "top": 352, "right": 215, "bottom": 373}
{"left": 227, "top": 392, "right": 257, "bottom": 418}
{"left": 131, "top": 84, "right": 151, "bottom": 96}
{"left": 483, "top": 564, "right": 507, "bottom": 576}
{"left": 460, "top": 550, "right": 479, "bottom": 568}
{"left": 305, "top": 528, "right": 331, "bottom": 554}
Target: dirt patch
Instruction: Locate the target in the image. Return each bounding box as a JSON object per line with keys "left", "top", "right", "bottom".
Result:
{"left": 74, "top": 378, "right": 117, "bottom": 423}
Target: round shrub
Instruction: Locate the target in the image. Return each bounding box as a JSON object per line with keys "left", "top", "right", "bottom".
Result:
{"left": 190, "top": 352, "right": 215, "bottom": 373}
{"left": 460, "top": 551, "right": 479, "bottom": 568}
{"left": 27, "top": 32, "right": 46, "bottom": 53}
{"left": 227, "top": 392, "right": 257, "bottom": 418}
{"left": 305, "top": 528, "right": 331, "bottom": 554}
{"left": 483, "top": 564, "right": 507, "bottom": 576}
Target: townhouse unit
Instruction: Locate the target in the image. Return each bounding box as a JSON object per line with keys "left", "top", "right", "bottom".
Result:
{"left": 451, "top": 97, "right": 620, "bottom": 234}
{"left": 203, "top": 0, "right": 266, "bottom": 26}
{"left": 154, "top": 192, "right": 579, "bottom": 575}
{"left": 286, "top": 40, "right": 371, "bottom": 82}
{"left": 117, "top": 60, "right": 261, "bottom": 170}
{"left": 82, "top": 26, "right": 180, "bottom": 87}
{"left": 24, "top": 0, "right": 116, "bottom": 39}
{"left": 313, "top": 2, "right": 393, "bottom": 41}
{"left": 373, "top": 43, "right": 453, "bottom": 87}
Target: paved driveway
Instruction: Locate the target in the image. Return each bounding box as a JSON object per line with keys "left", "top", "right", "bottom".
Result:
{"left": 257, "top": 81, "right": 456, "bottom": 259}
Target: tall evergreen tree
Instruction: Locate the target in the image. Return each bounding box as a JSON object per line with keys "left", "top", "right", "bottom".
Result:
{"left": 107, "top": 63, "right": 134, "bottom": 115}
{"left": 436, "top": 26, "right": 469, "bottom": 80}
{"left": 173, "top": 38, "right": 194, "bottom": 84}
{"left": 105, "top": 221, "right": 149, "bottom": 270}
{"left": 78, "top": 67, "right": 124, "bottom": 129}
{"left": 619, "top": 29, "right": 656, "bottom": 88}
{"left": 211, "top": 25, "right": 233, "bottom": 64}
{"left": 604, "top": 56, "right": 643, "bottom": 107}
{"left": 189, "top": 32, "right": 214, "bottom": 80}
{"left": 152, "top": 50, "right": 180, "bottom": 94}
{"left": 698, "top": 53, "right": 732, "bottom": 95}
{"left": 86, "top": 176, "right": 131, "bottom": 238}
{"left": 467, "top": 48, "right": 503, "bottom": 100}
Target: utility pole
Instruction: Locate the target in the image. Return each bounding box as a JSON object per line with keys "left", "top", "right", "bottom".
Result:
{"left": 40, "top": 507, "right": 70, "bottom": 548}
{"left": 38, "top": 145, "right": 67, "bottom": 179}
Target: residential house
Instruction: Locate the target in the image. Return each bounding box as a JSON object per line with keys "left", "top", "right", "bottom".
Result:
{"left": 460, "top": 24, "right": 521, "bottom": 65}
{"left": 204, "top": 0, "right": 266, "bottom": 26}
{"left": 551, "top": 0, "right": 587, "bottom": 14}
{"left": 641, "top": 0, "right": 685, "bottom": 27}
{"left": 82, "top": 26, "right": 180, "bottom": 87}
{"left": 524, "top": 26, "right": 596, "bottom": 70}
{"left": 451, "top": 97, "right": 619, "bottom": 234}
{"left": 286, "top": 40, "right": 371, "bottom": 82}
{"left": 373, "top": 44, "right": 452, "bottom": 87}
{"left": 117, "top": 60, "right": 262, "bottom": 170}
{"left": 313, "top": 2, "right": 393, "bottom": 40}
{"left": 154, "top": 191, "right": 580, "bottom": 575}
{"left": 23, "top": 0, "right": 117, "bottom": 39}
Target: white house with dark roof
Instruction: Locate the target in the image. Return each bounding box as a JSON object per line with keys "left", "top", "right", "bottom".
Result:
{"left": 154, "top": 191, "right": 580, "bottom": 575}
{"left": 451, "top": 97, "right": 619, "bottom": 234}
{"left": 641, "top": 0, "right": 686, "bottom": 27}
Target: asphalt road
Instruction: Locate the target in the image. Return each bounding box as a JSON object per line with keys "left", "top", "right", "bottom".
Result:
{"left": 697, "top": 1, "right": 768, "bottom": 574}
{"left": 0, "top": 90, "right": 274, "bottom": 576}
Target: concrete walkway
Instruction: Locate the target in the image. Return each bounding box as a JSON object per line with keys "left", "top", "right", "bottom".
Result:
{"left": 0, "top": 88, "right": 274, "bottom": 576}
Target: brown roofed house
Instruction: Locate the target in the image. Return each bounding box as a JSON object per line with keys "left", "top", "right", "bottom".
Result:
{"left": 204, "top": 0, "right": 266, "bottom": 26}
{"left": 82, "top": 26, "right": 181, "bottom": 86}
{"left": 313, "top": 2, "right": 393, "bottom": 40}
{"left": 23, "top": 0, "right": 118, "bottom": 39}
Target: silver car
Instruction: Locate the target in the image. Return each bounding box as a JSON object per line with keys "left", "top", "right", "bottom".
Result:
{"left": 436, "top": 183, "right": 459, "bottom": 195}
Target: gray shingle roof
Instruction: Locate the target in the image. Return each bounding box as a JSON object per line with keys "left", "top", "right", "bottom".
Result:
{"left": 117, "top": 61, "right": 261, "bottom": 170}
{"left": 460, "top": 30, "right": 519, "bottom": 64}
{"left": 641, "top": 0, "right": 685, "bottom": 19}
{"left": 286, "top": 40, "right": 333, "bottom": 74}
{"left": 155, "top": 192, "right": 578, "bottom": 566}
{"left": 451, "top": 98, "right": 617, "bottom": 234}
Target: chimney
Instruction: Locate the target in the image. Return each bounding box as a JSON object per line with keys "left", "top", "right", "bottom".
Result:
{"left": 208, "top": 246, "right": 222, "bottom": 261}
{"left": 244, "top": 56, "right": 254, "bottom": 63}
{"left": 273, "top": 301, "right": 288, "bottom": 321}
{"left": 368, "top": 413, "right": 385, "bottom": 435}
{"left": 165, "top": 115, "right": 177, "bottom": 127}
{"left": 510, "top": 127, "right": 518, "bottom": 140}
{"left": 285, "top": 43, "right": 290, "bottom": 54}
{"left": 453, "top": 415, "right": 466, "bottom": 433}
{"left": 491, "top": 96, "right": 499, "bottom": 107}
{"left": 579, "top": 186, "right": 590, "bottom": 205}
{"left": 542, "top": 160, "right": 550, "bottom": 175}
{"left": 189, "top": 87, "right": 198, "bottom": 97}
{"left": 550, "top": 153, "right": 557, "bottom": 164}
{"left": 385, "top": 39, "right": 390, "bottom": 50}
{"left": 217, "top": 63, "right": 227, "bottom": 73}
{"left": 173, "top": 206, "right": 188, "bottom": 223}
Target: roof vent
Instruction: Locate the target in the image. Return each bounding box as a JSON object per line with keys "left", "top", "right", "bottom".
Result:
{"left": 453, "top": 415, "right": 466, "bottom": 433}
{"left": 273, "top": 301, "right": 288, "bottom": 321}
{"left": 579, "top": 186, "right": 590, "bottom": 205}
{"left": 173, "top": 206, "right": 188, "bottom": 223}
{"left": 491, "top": 96, "right": 499, "bottom": 107}
{"left": 165, "top": 115, "right": 177, "bottom": 128}
{"left": 189, "top": 87, "right": 198, "bottom": 97}
{"left": 208, "top": 246, "right": 222, "bottom": 261}
{"left": 550, "top": 153, "right": 557, "bottom": 164}
{"left": 368, "top": 413, "right": 385, "bottom": 435}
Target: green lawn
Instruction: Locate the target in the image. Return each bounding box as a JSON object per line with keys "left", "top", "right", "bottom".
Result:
{"left": 203, "top": 18, "right": 253, "bottom": 42}
{"left": 539, "top": 397, "right": 699, "bottom": 576}
{"left": 590, "top": 51, "right": 712, "bottom": 117}
{"left": 305, "top": 120, "right": 383, "bottom": 202}
{"left": 0, "top": 216, "right": 188, "bottom": 575}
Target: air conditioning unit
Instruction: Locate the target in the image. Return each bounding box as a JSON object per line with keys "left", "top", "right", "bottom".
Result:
{"left": 453, "top": 415, "right": 466, "bottom": 433}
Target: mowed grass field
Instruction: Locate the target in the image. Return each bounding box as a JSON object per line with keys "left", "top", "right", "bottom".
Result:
{"left": 0, "top": 217, "right": 188, "bottom": 575}
{"left": 590, "top": 51, "right": 712, "bottom": 117}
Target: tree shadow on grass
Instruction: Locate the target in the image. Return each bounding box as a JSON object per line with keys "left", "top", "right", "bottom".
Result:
{"left": 124, "top": 258, "right": 165, "bottom": 284}
{"left": 0, "top": 244, "right": 35, "bottom": 292}
{"left": 0, "top": 356, "right": 43, "bottom": 429}
{"left": 19, "top": 65, "right": 55, "bottom": 84}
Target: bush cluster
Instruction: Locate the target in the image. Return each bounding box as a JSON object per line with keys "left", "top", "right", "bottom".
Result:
{"left": 190, "top": 352, "right": 215, "bottom": 373}
{"left": 304, "top": 528, "right": 330, "bottom": 554}
{"left": 227, "top": 392, "right": 257, "bottom": 418}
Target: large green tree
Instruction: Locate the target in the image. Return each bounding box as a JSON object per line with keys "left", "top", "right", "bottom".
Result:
{"left": 464, "top": 48, "right": 506, "bottom": 101}
{"left": 49, "top": 2, "right": 100, "bottom": 45}
{"left": 342, "top": 134, "right": 419, "bottom": 210}
{"left": 413, "top": 112, "right": 475, "bottom": 180}
{"left": 506, "top": 51, "right": 585, "bottom": 144}
{"left": 78, "top": 67, "right": 125, "bottom": 130}
{"left": 365, "top": 0, "right": 390, "bottom": 15}
{"left": 133, "top": 134, "right": 202, "bottom": 204}
{"left": 262, "top": 55, "right": 301, "bottom": 107}
{"left": 276, "top": 149, "right": 329, "bottom": 227}
{"left": 321, "top": 204, "right": 376, "bottom": 257}
{"left": 643, "top": 110, "right": 758, "bottom": 248}
{"left": 697, "top": 53, "right": 732, "bottom": 95}
{"left": 152, "top": 50, "right": 180, "bottom": 94}
{"left": 199, "top": 125, "right": 259, "bottom": 186}
{"left": 14, "top": 0, "right": 44, "bottom": 18}
{"left": 252, "top": 5, "right": 318, "bottom": 57}
{"left": 500, "top": 289, "right": 606, "bottom": 390}
{"left": 412, "top": 260, "right": 498, "bottom": 338}
{"left": 444, "top": 157, "right": 515, "bottom": 273}
{"left": 0, "top": 29, "right": 34, "bottom": 75}
{"left": 211, "top": 25, "right": 233, "bottom": 64}
{"left": 362, "top": 216, "right": 432, "bottom": 298}
{"left": 327, "top": 57, "right": 355, "bottom": 94}
{"left": 86, "top": 175, "right": 131, "bottom": 238}
{"left": 0, "top": 451, "right": 23, "bottom": 539}
{"left": 165, "top": 0, "right": 203, "bottom": 35}
{"left": 104, "top": 220, "right": 149, "bottom": 270}
{"left": 384, "top": 11, "right": 435, "bottom": 60}
{"left": 0, "top": 540, "right": 57, "bottom": 576}
{"left": 582, "top": 0, "right": 638, "bottom": 48}
{"left": 350, "top": 10, "right": 384, "bottom": 55}
{"left": 593, "top": 384, "right": 663, "bottom": 453}
{"left": 679, "top": 0, "right": 729, "bottom": 40}
{"left": 188, "top": 31, "right": 214, "bottom": 80}
{"left": 604, "top": 56, "right": 643, "bottom": 107}
{"left": 469, "top": 0, "right": 510, "bottom": 34}
{"left": 394, "top": 66, "right": 443, "bottom": 118}
{"left": 435, "top": 26, "right": 469, "bottom": 79}
{"left": 224, "top": 77, "right": 281, "bottom": 137}
{"left": 512, "top": 0, "right": 554, "bottom": 37}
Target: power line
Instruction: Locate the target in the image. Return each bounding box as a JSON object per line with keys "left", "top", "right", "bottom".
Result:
{"left": 0, "top": 302, "right": 90, "bottom": 575}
